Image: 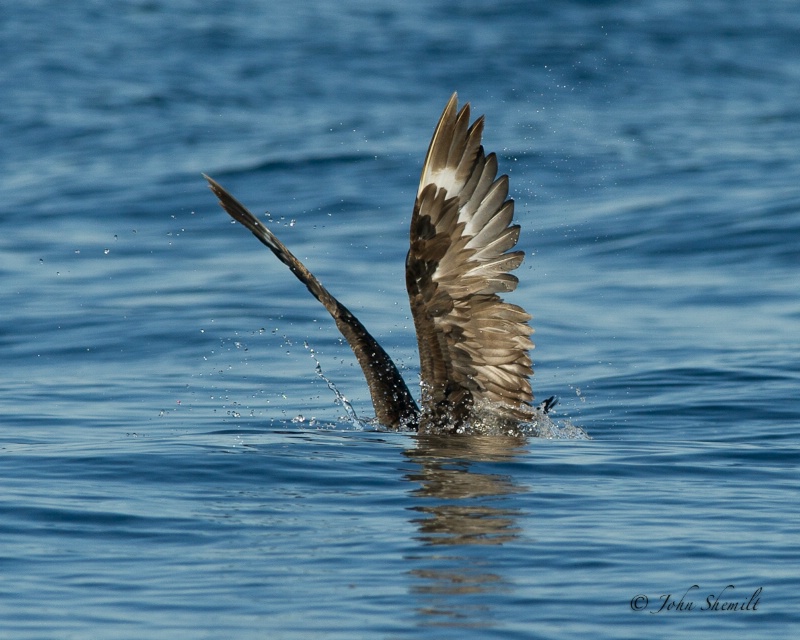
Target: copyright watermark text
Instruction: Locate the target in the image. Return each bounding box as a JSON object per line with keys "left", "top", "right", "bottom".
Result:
{"left": 630, "top": 584, "right": 762, "bottom": 614}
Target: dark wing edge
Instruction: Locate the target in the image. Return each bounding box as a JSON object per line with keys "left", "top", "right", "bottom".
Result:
{"left": 405, "top": 94, "right": 534, "bottom": 428}
{"left": 204, "top": 175, "right": 419, "bottom": 429}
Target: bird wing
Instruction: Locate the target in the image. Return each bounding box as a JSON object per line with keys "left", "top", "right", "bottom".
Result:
{"left": 405, "top": 94, "right": 534, "bottom": 428}
{"left": 204, "top": 175, "right": 419, "bottom": 429}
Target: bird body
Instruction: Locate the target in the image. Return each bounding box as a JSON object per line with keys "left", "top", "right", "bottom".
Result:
{"left": 205, "top": 94, "right": 554, "bottom": 434}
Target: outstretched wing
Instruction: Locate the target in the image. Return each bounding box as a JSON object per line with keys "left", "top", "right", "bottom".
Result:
{"left": 204, "top": 175, "right": 419, "bottom": 429}
{"left": 406, "top": 94, "right": 534, "bottom": 428}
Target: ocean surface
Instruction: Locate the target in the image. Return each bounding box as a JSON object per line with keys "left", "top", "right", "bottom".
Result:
{"left": 2, "top": 1, "right": 799, "bottom": 638}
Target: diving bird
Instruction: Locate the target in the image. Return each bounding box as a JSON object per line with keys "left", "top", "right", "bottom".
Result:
{"left": 204, "top": 93, "right": 555, "bottom": 434}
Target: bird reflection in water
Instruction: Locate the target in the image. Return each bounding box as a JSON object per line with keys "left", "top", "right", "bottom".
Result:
{"left": 405, "top": 434, "right": 527, "bottom": 545}
{"left": 403, "top": 434, "right": 530, "bottom": 627}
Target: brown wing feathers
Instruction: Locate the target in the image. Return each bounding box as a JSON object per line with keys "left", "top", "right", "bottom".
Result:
{"left": 407, "top": 94, "right": 534, "bottom": 429}
{"left": 204, "top": 175, "right": 419, "bottom": 428}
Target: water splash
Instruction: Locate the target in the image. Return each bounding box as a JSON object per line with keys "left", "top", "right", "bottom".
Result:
{"left": 304, "top": 342, "right": 369, "bottom": 429}
{"left": 522, "top": 414, "right": 590, "bottom": 440}
{"left": 419, "top": 394, "right": 590, "bottom": 439}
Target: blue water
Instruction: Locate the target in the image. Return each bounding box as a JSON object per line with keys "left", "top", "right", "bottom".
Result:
{"left": 2, "top": 1, "right": 799, "bottom": 637}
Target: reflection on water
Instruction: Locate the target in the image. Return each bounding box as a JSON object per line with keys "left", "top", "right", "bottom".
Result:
{"left": 403, "top": 434, "right": 531, "bottom": 628}
{"left": 405, "top": 435, "right": 528, "bottom": 545}
{"left": 410, "top": 502, "right": 520, "bottom": 545}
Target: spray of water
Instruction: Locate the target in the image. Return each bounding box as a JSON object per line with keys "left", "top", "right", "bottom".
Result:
{"left": 304, "top": 342, "right": 369, "bottom": 429}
